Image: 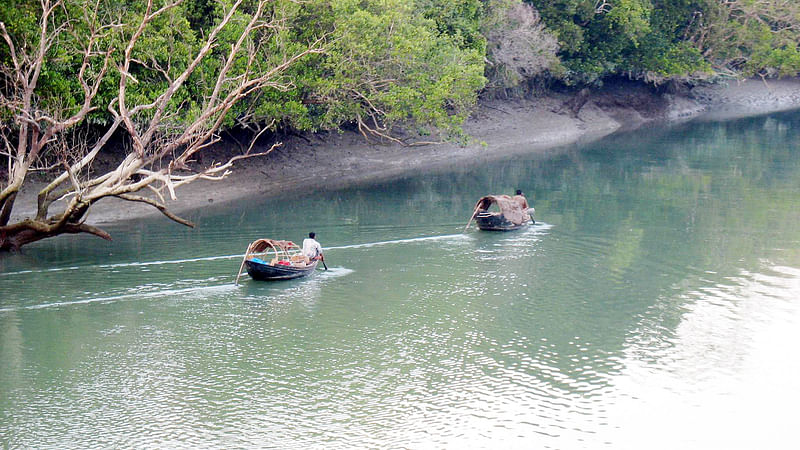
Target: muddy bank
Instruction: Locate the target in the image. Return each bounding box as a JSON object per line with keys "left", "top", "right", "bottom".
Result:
{"left": 12, "top": 77, "right": 800, "bottom": 226}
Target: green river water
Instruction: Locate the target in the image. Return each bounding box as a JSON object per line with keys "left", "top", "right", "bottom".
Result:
{"left": 2, "top": 111, "right": 800, "bottom": 449}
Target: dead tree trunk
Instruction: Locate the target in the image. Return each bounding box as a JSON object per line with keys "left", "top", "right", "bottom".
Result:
{"left": 0, "top": 0, "right": 323, "bottom": 251}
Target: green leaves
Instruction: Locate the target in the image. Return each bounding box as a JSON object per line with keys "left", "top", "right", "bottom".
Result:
{"left": 9, "top": 0, "right": 800, "bottom": 145}
{"left": 707, "top": 0, "right": 800, "bottom": 77}
{"left": 530, "top": 0, "right": 800, "bottom": 83}
{"left": 529, "top": 0, "right": 713, "bottom": 83}
{"left": 279, "top": 0, "right": 485, "bottom": 140}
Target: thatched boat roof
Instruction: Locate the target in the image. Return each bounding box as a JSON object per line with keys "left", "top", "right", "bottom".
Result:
{"left": 472, "top": 195, "right": 530, "bottom": 225}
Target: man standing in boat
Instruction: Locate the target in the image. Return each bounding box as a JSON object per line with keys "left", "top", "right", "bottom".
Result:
{"left": 513, "top": 189, "right": 529, "bottom": 209}
{"left": 513, "top": 189, "right": 535, "bottom": 224}
{"left": 302, "top": 232, "right": 324, "bottom": 262}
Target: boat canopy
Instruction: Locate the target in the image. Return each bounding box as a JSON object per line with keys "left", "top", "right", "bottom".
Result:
{"left": 472, "top": 195, "right": 530, "bottom": 225}
{"left": 246, "top": 238, "right": 298, "bottom": 254}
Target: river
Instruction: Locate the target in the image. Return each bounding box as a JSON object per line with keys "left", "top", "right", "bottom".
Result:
{"left": 2, "top": 111, "right": 800, "bottom": 449}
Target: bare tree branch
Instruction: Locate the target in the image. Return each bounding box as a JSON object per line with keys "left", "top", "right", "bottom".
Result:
{"left": 0, "top": 0, "right": 325, "bottom": 251}
{"left": 115, "top": 193, "right": 194, "bottom": 227}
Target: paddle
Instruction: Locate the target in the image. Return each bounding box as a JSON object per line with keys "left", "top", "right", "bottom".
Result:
{"left": 234, "top": 242, "right": 255, "bottom": 285}
{"left": 320, "top": 255, "right": 328, "bottom": 271}
{"left": 463, "top": 205, "right": 481, "bottom": 233}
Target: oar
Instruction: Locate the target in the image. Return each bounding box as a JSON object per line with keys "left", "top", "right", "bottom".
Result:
{"left": 463, "top": 205, "right": 480, "bottom": 232}
{"left": 234, "top": 244, "right": 253, "bottom": 285}
{"left": 320, "top": 255, "right": 328, "bottom": 271}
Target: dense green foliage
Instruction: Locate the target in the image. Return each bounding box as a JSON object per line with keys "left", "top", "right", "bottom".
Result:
{"left": 528, "top": 0, "right": 800, "bottom": 84}
{"left": 293, "top": 0, "right": 487, "bottom": 138}
{"left": 528, "top": 0, "right": 708, "bottom": 83}
{"left": 3, "top": 0, "right": 800, "bottom": 139}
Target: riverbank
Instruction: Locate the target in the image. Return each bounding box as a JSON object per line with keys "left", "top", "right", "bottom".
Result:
{"left": 13, "top": 77, "right": 800, "bottom": 226}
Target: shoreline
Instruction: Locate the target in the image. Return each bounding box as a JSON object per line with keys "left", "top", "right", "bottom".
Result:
{"left": 12, "top": 77, "right": 800, "bottom": 226}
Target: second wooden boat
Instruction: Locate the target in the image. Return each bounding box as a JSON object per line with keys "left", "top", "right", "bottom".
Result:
{"left": 466, "top": 195, "right": 535, "bottom": 232}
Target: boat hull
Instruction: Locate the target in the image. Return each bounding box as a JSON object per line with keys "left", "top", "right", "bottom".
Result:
{"left": 476, "top": 212, "right": 528, "bottom": 231}
{"left": 245, "top": 259, "right": 318, "bottom": 281}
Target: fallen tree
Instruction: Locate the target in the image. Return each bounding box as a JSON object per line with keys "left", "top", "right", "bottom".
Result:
{"left": 0, "top": 0, "right": 322, "bottom": 251}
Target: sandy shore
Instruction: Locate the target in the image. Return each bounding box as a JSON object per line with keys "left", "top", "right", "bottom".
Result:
{"left": 12, "top": 77, "right": 800, "bottom": 226}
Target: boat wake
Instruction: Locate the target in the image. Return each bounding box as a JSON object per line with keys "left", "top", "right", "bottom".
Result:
{"left": 313, "top": 266, "right": 355, "bottom": 278}
{"left": 1, "top": 265, "right": 356, "bottom": 313}
{"left": 1, "top": 233, "right": 482, "bottom": 277}
{"left": 1, "top": 227, "right": 551, "bottom": 313}
{"left": 0, "top": 282, "right": 238, "bottom": 313}
{"left": 328, "top": 233, "right": 470, "bottom": 250}
{"left": 0, "top": 254, "right": 240, "bottom": 277}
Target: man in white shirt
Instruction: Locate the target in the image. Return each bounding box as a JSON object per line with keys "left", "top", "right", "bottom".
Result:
{"left": 302, "top": 232, "right": 324, "bottom": 262}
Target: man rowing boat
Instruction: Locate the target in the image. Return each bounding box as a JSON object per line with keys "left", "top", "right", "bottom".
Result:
{"left": 302, "top": 232, "right": 324, "bottom": 262}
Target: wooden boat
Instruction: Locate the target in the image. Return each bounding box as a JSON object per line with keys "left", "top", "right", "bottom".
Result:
{"left": 474, "top": 210, "right": 526, "bottom": 231}
{"left": 235, "top": 239, "right": 318, "bottom": 283}
{"left": 466, "top": 195, "right": 535, "bottom": 232}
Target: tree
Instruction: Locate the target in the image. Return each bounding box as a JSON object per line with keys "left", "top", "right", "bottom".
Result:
{"left": 299, "top": 0, "right": 486, "bottom": 143}
{"left": 0, "top": 0, "right": 322, "bottom": 251}
{"left": 527, "top": 0, "right": 652, "bottom": 83}
{"left": 527, "top": 0, "right": 711, "bottom": 83}
{"left": 689, "top": 0, "right": 800, "bottom": 78}
{"left": 153, "top": 0, "right": 489, "bottom": 143}
{"left": 330, "top": 0, "right": 485, "bottom": 142}
{"left": 482, "top": 0, "right": 560, "bottom": 90}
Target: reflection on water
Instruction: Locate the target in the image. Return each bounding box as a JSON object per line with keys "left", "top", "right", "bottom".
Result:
{"left": 595, "top": 265, "right": 800, "bottom": 450}
{"left": 3, "top": 111, "right": 800, "bottom": 448}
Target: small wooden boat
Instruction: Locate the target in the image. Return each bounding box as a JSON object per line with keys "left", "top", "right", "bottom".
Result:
{"left": 235, "top": 239, "right": 318, "bottom": 283}
{"left": 475, "top": 210, "right": 526, "bottom": 231}
{"left": 465, "top": 195, "right": 535, "bottom": 232}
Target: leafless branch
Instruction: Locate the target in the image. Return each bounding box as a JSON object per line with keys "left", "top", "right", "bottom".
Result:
{"left": 1, "top": 0, "right": 325, "bottom": 250}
